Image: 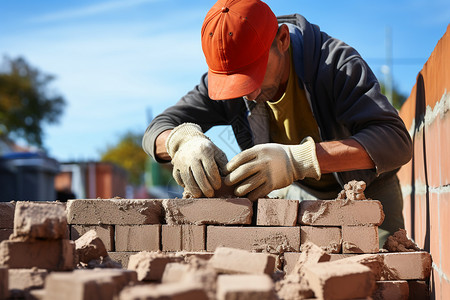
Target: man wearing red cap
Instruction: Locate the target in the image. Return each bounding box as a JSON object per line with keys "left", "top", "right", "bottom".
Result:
{"left": 142, "top": 0, "right": 412, "bottom": 243}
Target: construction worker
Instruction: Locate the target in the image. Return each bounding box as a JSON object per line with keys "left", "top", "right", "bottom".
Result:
{"left": 142, "top": 0, "right": 412, "bottom": 244}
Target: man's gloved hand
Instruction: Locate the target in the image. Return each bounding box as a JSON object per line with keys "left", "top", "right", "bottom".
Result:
{"left": 166, "top": 123, "right": 228, "bottom": 198}
{"left": 224, "top": 137, "right": 321, "bottom": 201}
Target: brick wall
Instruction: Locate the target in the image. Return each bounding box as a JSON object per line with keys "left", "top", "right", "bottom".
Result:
{"left": 397, "top": 24, "right": 450, "bottom": 299}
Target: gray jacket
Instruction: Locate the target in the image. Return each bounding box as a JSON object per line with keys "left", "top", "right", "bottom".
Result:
{"left": 142, "top": 13, "right": 412, "bottom": 189}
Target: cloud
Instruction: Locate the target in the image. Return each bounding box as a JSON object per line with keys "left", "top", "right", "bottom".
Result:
{"left": 30, "top": 0, "right": 161, "bottom": 23}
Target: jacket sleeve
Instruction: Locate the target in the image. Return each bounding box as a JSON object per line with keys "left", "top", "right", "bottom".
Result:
{"left": 142, "top": 73, "right": 230, "bottom": 162}
{"left": 331, "top": 51, "right": 412, "bottom": 175}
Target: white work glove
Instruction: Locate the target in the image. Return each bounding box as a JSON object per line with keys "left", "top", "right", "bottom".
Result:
{"left": 166, "top": 123, "right": 228, "bottom": 198}
{"left": 224, "top": 137, "right": 321, "bottom": 201}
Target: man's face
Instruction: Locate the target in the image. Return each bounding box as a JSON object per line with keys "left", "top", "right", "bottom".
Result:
{"left": 243, "top": 44, "right": 288, "bottom": 103}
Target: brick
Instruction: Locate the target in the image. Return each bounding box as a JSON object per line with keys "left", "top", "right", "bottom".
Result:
{"left": 161, "top": 262, "right": 190, "bottom": 283}
{"left": 334, "top": 254, "right": 384, "bottom": 280}
{"left": 71, "top": 225, "right": 114, "bottom": 251}
{"left": 0, "top": 229, "right": 12, "bottom": 243}
{"left": 161, "top": 225, "right": 205, "bottom": 251}
{"left": 283, "top": 252, "right": 301, "bottom": 274}
{"left": 127, "top": 251, "right": 183, "bottom": 281}
{"left": 373, "top": 280, "right": 409, "bottom": 300}
{"left": 299, "top": 199, "right": 385, "bottom": 226}
{"left": 440, "top": 191, "right": 450, "bottom": 276}
{"left": 44, "top": 269, "right": 137, "bottom": 300}
{"left": 342, "top": 225, "right": 379, "bottom": 254}
{"left": 408, "top": 280, "right": 429, "bottom": 300}
{"left": 381, "top": 251, "right": 432, "bottom": 280}
{"left": 216, "top": 274, "right": 274, "bottom": 300}
{"left": 108, "top": 252, "right": 137, "bottom": 268}
{"left": 256, "top": 198, "right": 298, "bottom": 226}
{"left": 206, "top": 226, "right": 300, "bottom": 252}
{"left": 163, "top": 198, "right": 252, "bottom": 225}
{"left": 115, "top": 225, "right": 160, "bottom": 252}
{"left": 119, "top": 282, "right": 208, "bottom": 300}
{"left": 304, "top": 261, "right": 375, "bottom": 300}
{"left": 0, "top": 239, "right": 75, "bottom": 271}
{"left": 8, "top": 268, "right": 48, "bottom": 291}
{"left": 290, "top": 243, "right": 331, "bottom": 276}
{"left": 328, "top": 254, "right": 358, "bottom": 261}
{"left": 0, "top": 266, "right": 8, "bottom": 300}
{"left": 29, "top": 289, "right": 45, "bottom": 299}
{"left": 300, "top": 226, "right": 341, "bottom": 253}
{"left": 75, "top": 230, "right": 108, "bottom": 264}
{"left": 210, "top": 247, "right": 275, "bottom": 275}
{"left": 13, "top": 202, "right": 68, "bottom": 240}
{"left": 0, "top": 202, "right": 15, "bottom": 229}
{"left": 66, "top": 199, "right": 163, "bottom": 225}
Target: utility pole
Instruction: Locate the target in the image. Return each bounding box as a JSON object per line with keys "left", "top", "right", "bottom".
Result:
{"left": 382, "top": 26, "right": 394, "bottom": 104}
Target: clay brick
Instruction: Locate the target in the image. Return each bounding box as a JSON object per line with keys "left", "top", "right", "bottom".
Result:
{"left": 328, "top": 254, "right": 358, "bottom": 261}
{"left": 119, "top": 282, "right": 208, "bottom": 300}
{"left": 304, "top": 261, "right": 375, "bottom": 300}
{"left": 373, "top": 280, "right": 409, "bottom": 300}
{"left": 8, "top": 268, "right": 48, "bottom": 291}
{"left": 115, "top": 225, "right": 160, "bottom": 252}
{"left": 108, "top": 252, "right": 137, "bottom": 268}
{"left": 0, "top": 229, "right": 12, "bottom": 243}
{"left": 44, "top": 269, "right": 137, "bottom": 300}
{"left": 206, "top": 226, "right": 300, "bottom": 252}
{"left": 13, "top": 202, "right": 68, "bottom": 240}
{"left": 127, "top": 251, "right": 183, "bottom": 281}
{"left": 342, "top": 225, "right": 379, "bottom": 254}
{"left": 29, "top": 289, "right": 45, "bottom": 299}
{"left": 0, "top": 239, "right": 75, "bottom": 271}
{"left": 0, "top": 202, "right": 15, "bottom": 229}
{"left": 283, "top": 252, "right": 301, "bottom": 274}
{"left": 161, "top": 262, "right": 190, "bottom": 283}
{"left": 408, "top": 280, "right": 429, "bottom": 300}
{"left": 381, "top": 251, "right": 432, "bottom": 280}
{"left": 161, "top": 225, "right": 205, "bottom": 251}
{"left": 75, "top": 230, "right": 108, "bottom": 264}
{"left": 216, "top": 274, "right": 275, "bottom": 300}
{"left": 300, "top": 226, "right": 341, "bottom": 253}
{"left": 163, "top": 198, "right": 252, "bottom": 225}
{"left": 210, "top": 247, "right": 275, "bottom": 275}
{"left": 0, "top": 266, "right": 8, "bottom": 300}
{"left": 290, "top": 243, "right": 331, "bottom": 276}
{"left": 334, "top": 254, "right": 384, "bottom": 280}
{"left": 66, "top": 199, "right": 163, "bottom": 225}
{"left": 299, "top": 199, "right": 385, "bottom": 226}
{"left": 71, "top": 225, "right": 114, "bottom": 251}
{"left": 256, "top": 198, "right": 298, "bottom": 226}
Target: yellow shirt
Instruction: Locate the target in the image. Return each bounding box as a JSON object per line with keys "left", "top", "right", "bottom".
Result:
{"left": 266, "top": 46, "right": 339, "bottom": 192}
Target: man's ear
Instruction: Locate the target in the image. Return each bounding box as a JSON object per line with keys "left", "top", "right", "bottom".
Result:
{"left": 276, "top": 24, "right": 290, "bottom": 53}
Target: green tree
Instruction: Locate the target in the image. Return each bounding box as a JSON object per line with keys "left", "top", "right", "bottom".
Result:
{"left": 100, "top": 131, "right": 148, "bottom": 186}
{"left": 0, "top": 56, "right": 66, "bottom": 147}
{"left": 380, "top": 82, "right": 408, "bottom": 110}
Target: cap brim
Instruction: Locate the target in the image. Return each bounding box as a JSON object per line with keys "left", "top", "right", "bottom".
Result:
{"left": 207, "top": 50, "right": 270, "bottom": 100}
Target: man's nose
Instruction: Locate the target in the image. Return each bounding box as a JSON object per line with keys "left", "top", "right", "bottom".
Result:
{"left": 244, "top": 88, "right": 261, "bottom": 101}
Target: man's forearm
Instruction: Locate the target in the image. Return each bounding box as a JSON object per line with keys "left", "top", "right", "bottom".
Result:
{"left": 315, "top": 139, "right": 375, "bottom": 174}
{"left": 155, "top": 130, "right": 172, "bottom": 161}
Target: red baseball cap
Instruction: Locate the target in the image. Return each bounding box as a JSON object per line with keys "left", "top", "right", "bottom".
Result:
{"left": 201, "top": 0, "right": 278, "bottom": 100}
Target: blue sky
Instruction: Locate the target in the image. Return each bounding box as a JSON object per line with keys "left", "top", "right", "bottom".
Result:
{"left": 0, "top": 0, "right": 449, "bottom": 162}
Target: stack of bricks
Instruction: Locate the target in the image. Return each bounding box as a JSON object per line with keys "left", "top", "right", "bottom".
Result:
{"left": 0, "top": 187, "right": 433, "bottom": 299}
